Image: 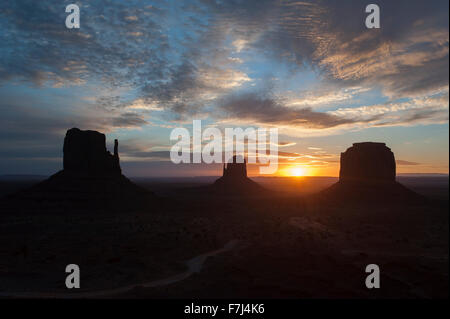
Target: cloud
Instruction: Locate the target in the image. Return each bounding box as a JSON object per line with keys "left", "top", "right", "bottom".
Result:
{"left": 125, "top": 16, "right": 139, "bottom": 21}
{"left": 118, "top": 147, "right": 337, "bottom": 167}
{"left": 3, "top": 1, "right": 449, "bottom": 85}
{"left": 0, "top": 89, "right": 148, "bottom": 163}
{"left": 141, "top": 63, "right": 252, "bottom": 118}
{"left": 200, "top": 0, "right": 448, "bottom": 98}
{"left": 0, "top": 0, "right": 448, "bottom": 152}
{"left": 286, "top": 0, "right": 448, "bottom": 98}
{"left": 218, "top": 93, "right": 356, "bottom": 129}
{"left": 396, "top": 160, "right": 421, "bottom": 166}
{"left": 329, "top": 93, "right": 449, "bottom": 127}
{"left": 285, "top": 87, "right": 371, "bottom": 108}
{"left": 215, "top": 90, "right": 448, "bottom": 135}
{"left": 110, "top": 112, "right": 148, "bottom": 128}
{"left": 0, "top": 0, "right": 169, "bottom": 89}
{"left": 1, "top": 0, "right": 448, "bottom": 120}
{"left": 278, "top": 141, "right": 297, "bottom": 147}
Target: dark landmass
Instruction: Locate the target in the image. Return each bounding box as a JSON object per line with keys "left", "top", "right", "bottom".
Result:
{"left": 0, "top": 135, "right": 448, "bottom": 298}
{"left": 0, "top": 175, "right": 447, "bottom": 298}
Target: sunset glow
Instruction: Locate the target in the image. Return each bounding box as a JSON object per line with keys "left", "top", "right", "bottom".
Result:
{"left": 291, "top": 167, "right": 306, "bottom": 177}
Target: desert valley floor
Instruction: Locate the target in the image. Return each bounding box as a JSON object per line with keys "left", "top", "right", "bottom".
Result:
{"left": 0, "top": 176, "right": 448, "bottom": 298}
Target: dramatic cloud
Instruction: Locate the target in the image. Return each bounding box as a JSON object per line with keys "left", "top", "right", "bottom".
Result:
{"left": 0, "top": 1, "right": 167, "bottom": 87}
{"left": 329, "top": 93, "right": 449, "bottom": 127}
{"left": 1, "top": 0, "right": 448, "bottom": 122}
{"left": 248, "top": 0, "right": 449, "bottom": 98}
{"left": 0, "top": 1, "right": 448, "bottom": 175}
{"left": 218, "top": 93, "right": 356, "bottom": 129}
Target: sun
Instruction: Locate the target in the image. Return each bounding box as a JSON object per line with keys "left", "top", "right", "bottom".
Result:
{"left": 290, "top": 167, "right": 305, "bottom": 177}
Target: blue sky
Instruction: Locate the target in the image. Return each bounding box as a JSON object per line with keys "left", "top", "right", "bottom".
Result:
{"left": 0, "top": 0, "right": 448, "bottom": 176}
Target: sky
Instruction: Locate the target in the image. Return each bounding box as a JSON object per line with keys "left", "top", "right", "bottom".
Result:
{"left": 0, "top": 0, "right": 448, "bottom": 177}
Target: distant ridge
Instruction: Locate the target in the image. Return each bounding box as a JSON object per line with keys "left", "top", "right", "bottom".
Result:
{"left": 0, "top": 175, "right": 48, "bottom": 181}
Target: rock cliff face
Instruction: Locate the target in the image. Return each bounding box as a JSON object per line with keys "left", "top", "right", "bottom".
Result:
{"left": 212, "top": 155, "right": 264, "bottom": 195}
{"left": 339, "top": 142, "right": 395, "bottom": 182}
{"left": 10, "top": 128, "right": 153, "bottom": 209}
{"left": 222, "top": 155, "right": 247, "bottom": 179}
{"left": 320, "top": 142, "right": 423, "bottom": 204}
{"left": 63, "top": 128, "right": 121, "bottom": 175}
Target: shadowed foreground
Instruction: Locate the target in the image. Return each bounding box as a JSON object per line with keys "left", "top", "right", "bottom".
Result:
{"left": 0, "top": 177, "right": 447, "bottom": 298}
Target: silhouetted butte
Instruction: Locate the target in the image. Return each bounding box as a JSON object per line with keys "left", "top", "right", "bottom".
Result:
{"left": 321, "top": 142, "right": 423, "bottom": 203}
{"left": 9, "top": 128, "right": 154, "bottom": 209}
{"left": 63, "top": 128, "right": 121, "bottom": 175}
{"left": 211, "top": 155, "right": 265, "bottom": 195}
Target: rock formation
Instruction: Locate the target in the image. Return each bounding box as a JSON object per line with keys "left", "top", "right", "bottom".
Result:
{"left": 211, "top": 155, "right": 265, "bottom": 195}
{"left": 63, "top": 128, "right": 121, "bottom": 175}
{"left": 339, "top": 142, "right": 395, "bottom": 182}
{"left": 222, "top": 155, "right": 247, "bottom": 179}
{"left": 10, "top": 128, "right": 154, "bottom": 209}
{"left": 320, "top": 142, "right": 423, "bottom": 203}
